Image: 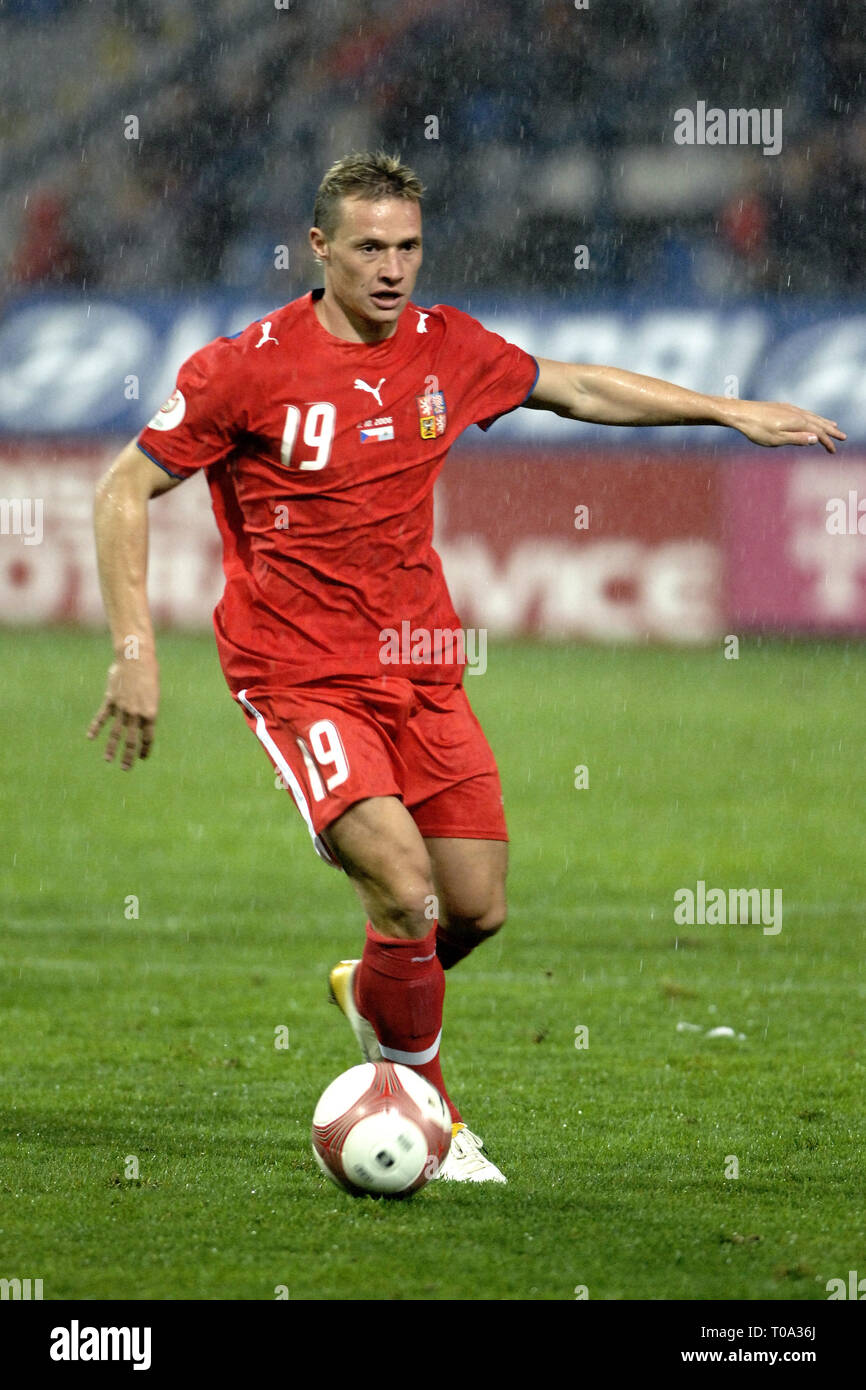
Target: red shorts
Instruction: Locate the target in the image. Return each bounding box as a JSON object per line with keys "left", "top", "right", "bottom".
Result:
{"left": 235, "top": 676, "right": 507, "bottom": 868}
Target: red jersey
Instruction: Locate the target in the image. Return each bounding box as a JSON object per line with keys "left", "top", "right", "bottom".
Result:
{"left": 137, "top": 289, "right": 539, "bottom": 690}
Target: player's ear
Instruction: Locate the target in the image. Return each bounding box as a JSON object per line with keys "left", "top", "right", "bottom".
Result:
{"left": 309, "top": 227, "right": 328, "bottom": 264}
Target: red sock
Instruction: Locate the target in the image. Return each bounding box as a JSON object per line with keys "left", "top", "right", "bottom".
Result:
{"left": 355, "top": 921, "right": 461, "bottom": 1124}
{"left": 436, "top": 922, "right": 486, "bottom": 971}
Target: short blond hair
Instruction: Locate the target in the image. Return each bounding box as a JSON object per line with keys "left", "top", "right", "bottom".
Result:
{"left": 313, "top": 151, "right": 424, "bottom": 240}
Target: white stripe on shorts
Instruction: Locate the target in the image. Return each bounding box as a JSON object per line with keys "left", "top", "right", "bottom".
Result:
{"left": 236, "top": 689, "right": 339, "bottom": 869}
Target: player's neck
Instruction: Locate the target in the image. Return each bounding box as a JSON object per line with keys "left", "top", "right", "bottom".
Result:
{"left": 314, "top": 289, "right": 400, "bottom": 345}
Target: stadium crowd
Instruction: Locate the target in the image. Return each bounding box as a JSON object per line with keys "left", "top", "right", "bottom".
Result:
{"left": 2, "top": 0, "right": 864, "bottom": 298}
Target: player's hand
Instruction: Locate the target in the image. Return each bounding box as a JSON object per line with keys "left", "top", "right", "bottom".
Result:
{"left": 727, "top": 400, "right": 846, "bottom": 453}
{"left": 87, "top": 654, "right": 159, "bottom": 770}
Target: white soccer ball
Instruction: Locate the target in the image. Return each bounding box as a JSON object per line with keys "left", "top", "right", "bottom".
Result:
{"left": 311, "top": 1061, "right": 452, "bottom": 1198}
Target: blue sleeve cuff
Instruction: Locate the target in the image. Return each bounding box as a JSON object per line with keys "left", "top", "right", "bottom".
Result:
{"left": 136, "top": 441, "right": 188, "bottom": 480}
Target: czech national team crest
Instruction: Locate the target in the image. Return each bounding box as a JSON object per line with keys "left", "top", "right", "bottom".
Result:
{"left": 416, "top": 390, "right": 447, "bottom": 439}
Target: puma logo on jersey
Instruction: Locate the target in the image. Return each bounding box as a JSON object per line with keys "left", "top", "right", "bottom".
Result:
{"left": 415, "top": 312, "right": 429, "bottom": 333}
{"left": 354, "top": 376, "right": 386, "bottom": 407}
{"left": 255, "top": 321, "right": 279, "bottom": 348}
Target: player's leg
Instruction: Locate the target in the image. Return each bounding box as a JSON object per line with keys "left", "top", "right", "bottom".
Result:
{"left": 236, "top": 681, "right": 503, "bottom": 1176}
{"left": 321, "top": 794, "right": 461, "bottom": 1122}
{"left": 236, "top": 683, "right": 456, "bottom": 1097}
{"left": 398, "top": 682, "right": 509, "bottom": 971}
{"left": 403, "top": 828, "right": 509, "bottom": 1184}
{"left": 424, "top": 835, "right": 507, "bottom": 969}
{"left": 397, "top": 695, "right": 510, "bottom": 1180}
{"left": 323, "top": 798, "right": 506, "bottom": 1180}
{"left": 321, "top": 794, "right": 435, "bottom": 940}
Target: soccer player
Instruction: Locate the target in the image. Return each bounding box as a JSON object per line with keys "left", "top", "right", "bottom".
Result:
{"left": 89, "top": 151, "right": 844, "bottom": 1183}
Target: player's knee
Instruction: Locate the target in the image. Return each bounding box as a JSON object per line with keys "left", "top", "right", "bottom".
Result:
{"left": 374, "top": 891, "right": 437, "bottom": 941}
{"left": 470, "top": 903, "right": 506, "bottom": 936}
{"left": 447, "top": 894, "right": 507, "bottom": 937}
{"left": 368, "top": 860, "right": 438, "bottom": 941}
{"left": 478, "top": 901, "right": 506, "bottom": 935}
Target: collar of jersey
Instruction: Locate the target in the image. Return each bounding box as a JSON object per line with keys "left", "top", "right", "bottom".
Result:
{"left": 306, "top": 287, "right": 412, "bottom": 353}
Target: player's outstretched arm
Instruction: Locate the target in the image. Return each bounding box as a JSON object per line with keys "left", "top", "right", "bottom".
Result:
{"left": 526, "top": 358, "right": 846, "bottom": 453}
{"left": 88, "top": 439, "right": 182, "bottom": 770}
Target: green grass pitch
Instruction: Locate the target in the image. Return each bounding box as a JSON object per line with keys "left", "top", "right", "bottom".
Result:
{"left": 1, "top": 630, "right": 864, "bottom": 1301}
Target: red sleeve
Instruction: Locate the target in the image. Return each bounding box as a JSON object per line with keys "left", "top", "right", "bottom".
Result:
{"left": 439, "top": 305, "right": 539, "bottom": 433}
{"left": 137, "top": 337, "right": 244, "bottom": 479}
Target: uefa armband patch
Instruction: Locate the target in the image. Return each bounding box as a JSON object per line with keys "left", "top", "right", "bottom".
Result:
{"left": 416, "top": 391, "right": 447, "bottom": 439}
{"left": 147, "top": 388, "right": 186, "bottom": 431}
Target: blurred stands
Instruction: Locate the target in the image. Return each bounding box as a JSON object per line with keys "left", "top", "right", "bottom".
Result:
{"left": 1, "top": 0, "right": 864, "bottom": 298}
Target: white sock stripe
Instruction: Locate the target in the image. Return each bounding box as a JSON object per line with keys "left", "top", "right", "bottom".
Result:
{"left": 410, "top": 951, "right": 437, "bottom": 962}
{"left": 379, "top": 1029, "right": 443, "bottom": 1067}
{"left": 236, "top": 689, "right": 338, "bottom": 868}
